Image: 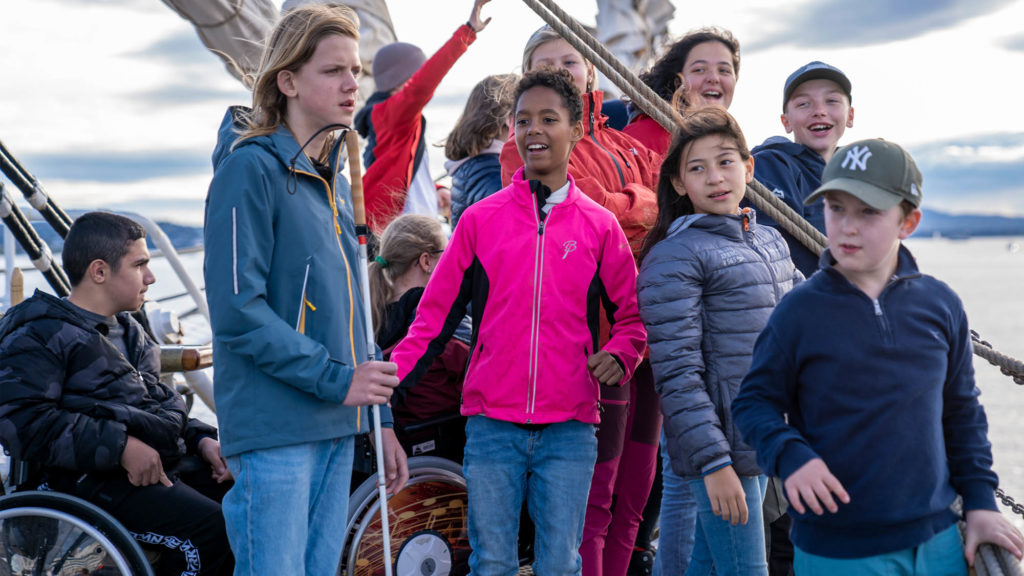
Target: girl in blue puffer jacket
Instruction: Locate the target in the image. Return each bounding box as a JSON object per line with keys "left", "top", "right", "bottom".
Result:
{"left": 443, "top": 73, "right": 517, "bottom": 229}
{"left": 637, "top": 107, "right": 801, "bottom": 576}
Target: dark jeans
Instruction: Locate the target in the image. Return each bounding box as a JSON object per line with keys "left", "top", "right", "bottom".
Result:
{"left": 55, "top": 456, "right": 233, "bottom": 576}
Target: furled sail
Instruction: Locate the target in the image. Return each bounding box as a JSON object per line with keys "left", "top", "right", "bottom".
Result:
{"left": 595, "top": 0, "right": 675, "bottom": 93}
{"left": 160, "top": 0, "right": 396, "bottom": 98}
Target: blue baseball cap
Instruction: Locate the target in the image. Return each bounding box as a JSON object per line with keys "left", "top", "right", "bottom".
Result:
{"left": 783, "top": 61, "right": 852, "bottom": 111}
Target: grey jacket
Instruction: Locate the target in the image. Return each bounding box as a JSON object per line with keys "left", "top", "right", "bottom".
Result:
{"left": 637, "top": 211, "right": 801, "bottom": 478}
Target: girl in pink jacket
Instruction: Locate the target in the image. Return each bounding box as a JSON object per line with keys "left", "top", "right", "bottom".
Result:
{"left": 392, "top": 69, "right": 646, "bottom": 576}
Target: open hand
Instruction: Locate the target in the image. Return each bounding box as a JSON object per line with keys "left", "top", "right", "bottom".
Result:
{"left": 704, "top": 465, "right": 748, "bottom": 525}
{"left": 468, "top": 0, "right": 492, "bottom": 33}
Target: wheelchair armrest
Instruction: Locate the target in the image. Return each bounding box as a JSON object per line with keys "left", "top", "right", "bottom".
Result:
{"left": 400, "top": 412, "right": 466, "bottom": 435}
{"left": 159, "top": 345, "right": 213, "bottom": 373}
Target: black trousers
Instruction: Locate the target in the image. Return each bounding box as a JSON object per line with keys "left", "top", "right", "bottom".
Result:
{"left": 58, "top": 456, "right": 233, "bottom": 576}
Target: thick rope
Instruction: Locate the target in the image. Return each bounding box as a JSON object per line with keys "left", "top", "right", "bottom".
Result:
{"left": 972, "top": 332, "right": 1024, "bottom": 385}
{"left": 522, "top": 0, "right": 1024, "bottom": 386}
{"left": 521, "top": 0, "right": 826, "bottom": 257}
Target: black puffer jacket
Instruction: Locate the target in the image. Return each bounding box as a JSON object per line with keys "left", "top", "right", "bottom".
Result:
{"left": 0, "top": 290, "right": 214, "bottom": 475}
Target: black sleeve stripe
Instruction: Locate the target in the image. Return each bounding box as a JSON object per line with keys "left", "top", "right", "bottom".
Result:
{"left": 398, "top": 257, "right": 487, "bottom": 402}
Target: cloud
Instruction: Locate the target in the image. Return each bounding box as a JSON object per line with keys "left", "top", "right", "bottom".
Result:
{"left": 910, "top": 132, "right": 1024, "bottom": 166}
{"left": 905, "top": 133, "right": 1024, "bottom": 215}
{"left": 749, "top": 0, "right": 1015, "bottom": 50}
{"left": 132, "top": 82, "right": 244, "bottom": 105}
{"left": 132, "top": 31, "right": 212, "bottom": 64}
{"left": 1000, "top": 32, "right": 1024, "bottom": 51}
{"left": 125, "top": 31, "right": 248, "bottom": 106}
{"left": 18, "top": 150, "right": 210, "bottom": 183}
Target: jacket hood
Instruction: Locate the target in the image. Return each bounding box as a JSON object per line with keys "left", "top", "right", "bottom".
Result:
{"left": 666, "top": 209, "right": 757, "bottom": 240}
{"left": 212, "top": 106, "right": 252, "bottom": 171}
{"left": 753, "top": 136, "right": 826, "bottom": 173}
{"left": 354, "top": 90, "right": 390, "bottom": 138}
{"left": 211, "top": 106, "right": 347, "bottom": 178}
{"left": 0, "top": 290, "right": 93, "bottom": 342}
{"left": 583, "top": 90, "right": 608, "bottom": 135}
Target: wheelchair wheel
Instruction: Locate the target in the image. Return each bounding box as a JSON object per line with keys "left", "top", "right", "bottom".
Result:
{"left": 340, "top": 456, "right": 468, "bottom": 576}
{"left": 0, "top": 490, "right": 154, "bottom": 576}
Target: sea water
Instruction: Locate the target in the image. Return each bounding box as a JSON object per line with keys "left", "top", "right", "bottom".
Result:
{"left": 905, "top": 236, "right": 1024, "bottom": 532}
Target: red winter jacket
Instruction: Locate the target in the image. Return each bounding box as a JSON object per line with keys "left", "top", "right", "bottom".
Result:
{"left": 500, "top": 90, "right": 660, "bottom": 256}
{"left": 623, "top": 112, "right": 671, "bottom": 156}
{"left": 362, "top": 25, "right": 477, "bottom": 232}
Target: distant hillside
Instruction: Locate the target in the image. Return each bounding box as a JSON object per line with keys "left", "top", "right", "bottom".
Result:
{"left": 917, "top": 208, "right": 1024, "bottom": 238}
{"left": 8, "top": 221, "right": 204, "bottom": 255}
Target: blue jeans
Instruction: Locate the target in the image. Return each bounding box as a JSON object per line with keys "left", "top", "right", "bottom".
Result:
{"left": 653, "top": 431, "right": 697, "bottom": 576}
{"left": 794, "top": 523, "right": 967, "bottom": 575}
{"left": 463, "top": 416, "right": 597, "bottom": 576}
{"left": 223, "top": 437, "right": 354, "bottom": 576}
{"left": 686, "top": 474, "right": 768, "bottom": 576}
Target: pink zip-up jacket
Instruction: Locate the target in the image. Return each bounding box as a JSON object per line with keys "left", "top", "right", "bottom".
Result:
{"left": 391, "top": 169, "right": 647, "bottom": 425}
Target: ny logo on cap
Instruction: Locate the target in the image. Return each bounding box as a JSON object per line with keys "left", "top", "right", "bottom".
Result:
{"left": 841, "top": 146, "right": 873, "bottom": 171}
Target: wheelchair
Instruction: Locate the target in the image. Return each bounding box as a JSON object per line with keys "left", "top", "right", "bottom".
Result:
{"left": 0, "top": 458, "right": 154, "bottom": 576}
{"left": 0, "top": 345, "right": 212, "bottom": 576}
{"left": 341, "top": 414, "right": 534, "bottom": 576}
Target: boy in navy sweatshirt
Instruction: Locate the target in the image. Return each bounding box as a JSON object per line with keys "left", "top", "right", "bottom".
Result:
{"left": 732, "top": 138, "right": 1023, "bottom": 573}
{"left": 751, "top": 61, "right": 854, "bottom": 276}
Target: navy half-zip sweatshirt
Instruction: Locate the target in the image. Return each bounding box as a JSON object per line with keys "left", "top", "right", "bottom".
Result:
{"left": 732, "top": 244, "right": 998, "bottom": 559}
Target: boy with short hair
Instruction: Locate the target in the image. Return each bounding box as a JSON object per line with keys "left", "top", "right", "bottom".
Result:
{"left": 0, "top": 211, "right": 233, "bottom": 576}
{"left": 752, "top": 61, "right": 854, "bottom": 276}
{"left": 391, "top": 68, "right": 646, "bottom": 576}
{"left": 732, "top": 139, "right": 1024, "bottom": 573}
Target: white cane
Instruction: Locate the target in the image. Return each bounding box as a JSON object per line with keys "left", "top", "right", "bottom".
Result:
{"left": 345, "top": 129, "right": 394, "bottom": 576}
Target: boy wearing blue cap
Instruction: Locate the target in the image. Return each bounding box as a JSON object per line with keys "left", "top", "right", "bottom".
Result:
{"left": 733, "top": 139, "right": 1024, "bottom": 574}
{"left": 752, "top": 61, "right": 855, "bottom": 276}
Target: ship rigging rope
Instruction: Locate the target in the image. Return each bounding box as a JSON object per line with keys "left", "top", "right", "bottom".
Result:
{"left": 972, "top": 332, "right": 1024, "bottom": 385}
{"left": 520, "top": 0, "right": 1024, "bottom": 387}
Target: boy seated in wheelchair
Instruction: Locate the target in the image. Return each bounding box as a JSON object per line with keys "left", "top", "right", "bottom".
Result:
{"left": 0, "top": 211, "right": 233, "bottom": 576}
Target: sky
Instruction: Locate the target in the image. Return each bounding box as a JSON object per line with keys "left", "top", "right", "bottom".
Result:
{"left": 1, "top": 0, "right": 1023, "bottom": 226}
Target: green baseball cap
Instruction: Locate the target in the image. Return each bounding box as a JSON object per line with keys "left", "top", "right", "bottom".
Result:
{"left": 806, "top": 138, "right": 923, "bottom": 210}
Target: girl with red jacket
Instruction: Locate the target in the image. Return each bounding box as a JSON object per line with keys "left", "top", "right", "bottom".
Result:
{"left": 354, "top": 0, "right": 492, "bottom": 233}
